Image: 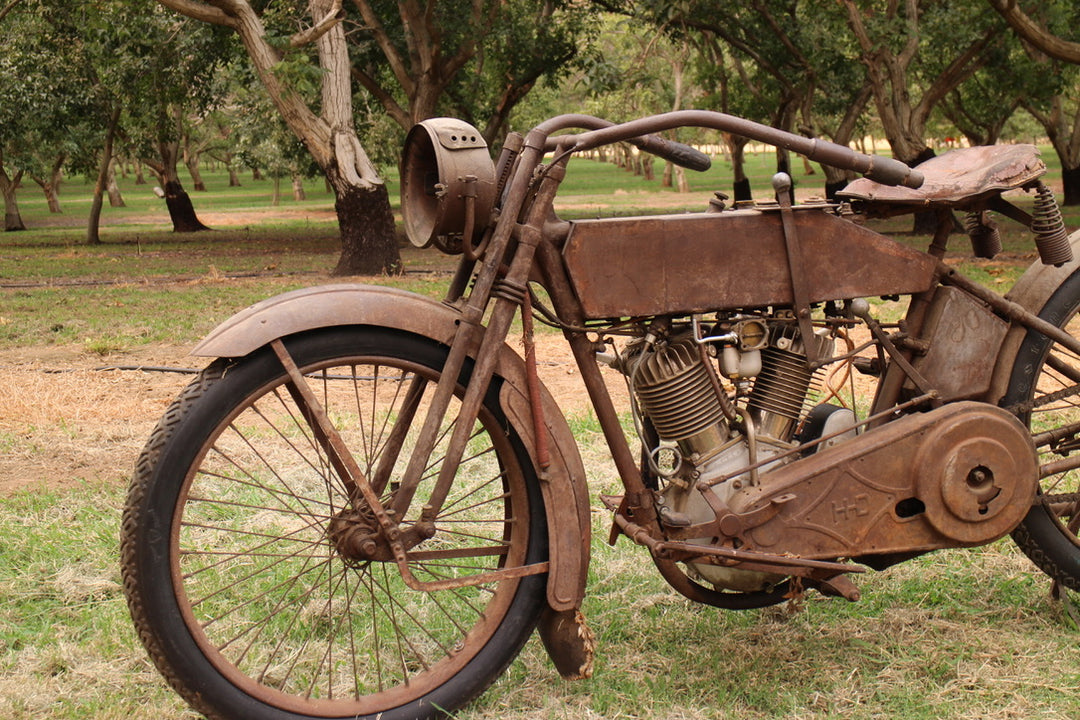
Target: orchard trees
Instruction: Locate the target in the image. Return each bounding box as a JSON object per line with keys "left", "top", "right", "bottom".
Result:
{"left": 153, "top": 0, "right": 594, "bottom": 275}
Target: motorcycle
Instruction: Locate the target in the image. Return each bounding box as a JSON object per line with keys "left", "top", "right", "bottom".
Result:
{"left": 121, "top": 110, "right": 1080, "bottom": 720}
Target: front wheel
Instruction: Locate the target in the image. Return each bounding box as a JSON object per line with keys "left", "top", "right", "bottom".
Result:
{"left": 1004, "top": 269, "right": 1080, "bottom": 593}
{"left": 121, "top": 328, "right": 548, "bottom": 720}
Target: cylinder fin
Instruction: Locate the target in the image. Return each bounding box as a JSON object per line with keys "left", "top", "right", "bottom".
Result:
{"left": 634, "top": 339, "right": 725, "bottom": 443}
{"left": 747, "top": 345, "right": 822, "bottom": 440}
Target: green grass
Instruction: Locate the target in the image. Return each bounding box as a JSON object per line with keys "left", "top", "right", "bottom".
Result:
{"left": 1, "top": 480, "right": 1076, "bottom": 720}
{"left": 0, "top": 483, "right": 195, "bottom": 719}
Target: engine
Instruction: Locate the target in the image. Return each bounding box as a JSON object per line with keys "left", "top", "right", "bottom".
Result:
{"left": 616, "top": 315, "right": 855, "bottom": 592}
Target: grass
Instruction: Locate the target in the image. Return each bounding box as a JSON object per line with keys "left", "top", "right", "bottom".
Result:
{"left": 0, "top": 483, "right": 195, "bottom": 719}
{"left": 1, "top": 479, "right": 1077, "bottom": 719}
{"left": 2, "top": 150, "right": 1080, "bottom": 719}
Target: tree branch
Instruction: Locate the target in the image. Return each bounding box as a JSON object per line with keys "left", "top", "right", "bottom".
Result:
{"left": 988, "top": 0, "right": 1080, "bottom": 64}
{"left": 351, "top": 0, "right": 414, "bottom": 97}
{"left": 350, "top": 66, "right": 410, "bottom": 128}
{"left": 155, "top": 0, "right": 237, "bottom": 27}
{"left": 291, "top": 1, "right": 344, "bottom": 48}
{"left": 914, "top": 26, "right": 1002, "bottom": 128}
{"left": 0, "top": 0, "right": 22, "bottom": 23}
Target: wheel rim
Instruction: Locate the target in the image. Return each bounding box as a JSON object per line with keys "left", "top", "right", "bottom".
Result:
{"left": 1017, "top": 307, "right": 1080, "bottom": 548}
{"left": 169, "top": 354, "right": 531, "bottom": 716}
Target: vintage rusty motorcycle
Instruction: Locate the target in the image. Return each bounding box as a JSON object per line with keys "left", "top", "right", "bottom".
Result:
{"left": 122, "top": 111, "right": 1080, "bottom": 720}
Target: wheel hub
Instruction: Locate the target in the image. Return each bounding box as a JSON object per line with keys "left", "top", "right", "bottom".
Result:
{"left": 327, "top": 508, "right": 437, "bottom": 563}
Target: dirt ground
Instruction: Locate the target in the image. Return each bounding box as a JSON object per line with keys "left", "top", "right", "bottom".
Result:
{"left": 0, "top": 333, "right": 625, "bottom": 496}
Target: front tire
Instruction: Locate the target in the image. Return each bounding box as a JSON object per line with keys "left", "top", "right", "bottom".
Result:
{"left": 121, "top": 328, "right": 548, "bottom": 720}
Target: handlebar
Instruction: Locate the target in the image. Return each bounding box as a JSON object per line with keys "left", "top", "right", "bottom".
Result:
{"left": 538, "top": 114, "right": 711, "bottom": 172}
{"left": 539, "top": 111, "right": 923, "bottom": 189}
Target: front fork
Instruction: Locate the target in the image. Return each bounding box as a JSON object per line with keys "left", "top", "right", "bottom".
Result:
{"left": 270, "top": 130, "right": 570, "bottom": 590}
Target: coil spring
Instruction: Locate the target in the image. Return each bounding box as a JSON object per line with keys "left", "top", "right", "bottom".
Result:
{"left": 1032, "top": 182, "right": 1072, "bottom": 266}
{"left": 964, "top": 211, "right": 1002, "bottom": 259}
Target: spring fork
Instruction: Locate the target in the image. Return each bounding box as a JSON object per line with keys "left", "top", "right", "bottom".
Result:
{"left": 391, "top": 133, "right": 570, "bottom": 521}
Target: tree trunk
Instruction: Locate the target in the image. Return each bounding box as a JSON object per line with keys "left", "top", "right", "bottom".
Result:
{"left": 107, "top": 162, "right": 126, "bottom": 207}
{"left": 1063, "top": 165, "right": 1080, "bottom": 207}
{"left": 730, "top": 137, "right": 751, "bottom": 202}
{"left": 272, "top": 176, "right": 281, "bottom": 206}
{"left": 292, "top": 173, "right": 306, "bottom": 201}
{"left": 775, "top": 151, "right": 794, "bottom": 205}
{"left": 134, "top": 159, "right": 146, "bottom": 185}
{"left": 1, "top": 168, "right": 25, "bottom": 231}
{"left": 661, "top": 161, "right": 672, "bottom": 188}
{"left": 185, "top": 149, "right": 207, "bottom": 191}
{"left": 825, "top": 178, "right": 850, "bottom": 201}
{"left": 675, "top": 165, "right": 689, "bottom": 193}
{"left": 228, "top": 165, "right": 242, "bottom": 187}
{"left": 165, "top": 180, "right": 211, "bottom": 231}
{"left": 32, "top": 154, "right": 65, "bottom": 213}
{"left": 332, "top": 182, "right": 400, "bottom": 276}
{"left": 155, "top": 137, "right": 210, "bottom": 232}
{"left": 33, "top": 177, "right": 63, "bottom": 213}
{"left": 88, "top": 106, "right": 124, "bottom": 243}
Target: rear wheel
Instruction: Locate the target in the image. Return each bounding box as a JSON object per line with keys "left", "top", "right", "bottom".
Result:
{"left": 121, "top": 328, "right": 548, "bottom": 720}
{"left": 1005, "top": 270, "right": 1080, "bottom": 593}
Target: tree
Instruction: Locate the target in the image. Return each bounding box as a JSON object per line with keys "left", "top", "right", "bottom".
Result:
{"left": 939, "top": 32, "right": 1041, "bottom": 146}
{"left": 987, "top": 0, "right": 1080, "bottom": 64}
{"left": 155, "top": 0, "right": 595, "bottom": 274}
{"left": 0, "top": 0, "right": 100, "bottom": 230}
{"left": 841, "top": 0, "right": 1005, "bottom": 167}
{"left": 155, "top": 0, "right": 400, "bottom": 275}
{"left": 984, "top": 1, "right": 1080, "bottom": 204}
{"left": 439, "top": 1, "right": 594, "bottom": 143}
{"left": 114, "top": 4, "right": 236, "bottom": 234}
{"left": 1021, "top": 65, "right": 1080, "bottom": 204}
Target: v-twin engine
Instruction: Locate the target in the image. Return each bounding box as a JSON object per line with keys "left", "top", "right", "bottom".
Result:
{"left": 619, "top": 319, "right": 1038, "bottom": 594}
{"left": 623, "top": 322, "right": 843, "bottom": 591}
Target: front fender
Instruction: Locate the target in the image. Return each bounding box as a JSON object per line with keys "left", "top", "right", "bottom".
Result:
{"left": 192, "top": 283, "right": 590, "bottom": 612}
{"left": 192, "top": 284, "right": 464, "bottom": 358}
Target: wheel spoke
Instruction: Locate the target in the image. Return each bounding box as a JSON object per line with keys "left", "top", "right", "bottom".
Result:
{"left": 125, "top": 337, "right": 543, "bottom": 718}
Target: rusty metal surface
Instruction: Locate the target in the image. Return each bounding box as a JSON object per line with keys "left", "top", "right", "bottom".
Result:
{"left": 839, "top": 144, "right": 1045, "bottom": 208}
{"left": 544, "top": 110, "right": 922, "bottom": 188}
{"left": 537, "top": 608, "right": 595, "bottom": 680}
{"left": 400, "top": 118, "right": 496, "bottom": 251}
{"left": 726, "top": 402, "right": 1038, "bottom": 558}
{"left": 502, "top": 378, "right": 591, "bottom": 611}
{"left": 561, "top": 208, "right": 937, "bottom": 319}
{"left": 905, "top": 285, "right": 1009, "bottom": 401}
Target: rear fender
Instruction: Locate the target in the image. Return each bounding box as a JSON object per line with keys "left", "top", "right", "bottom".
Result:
{"left": 192, "top": 283, "right": 590, "bottom": 613}
{"left": 988, "top": 230, "right": 1080, "bottom": 403}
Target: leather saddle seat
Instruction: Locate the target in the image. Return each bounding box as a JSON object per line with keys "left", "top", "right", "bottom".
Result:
{"left": 838, "top": 144, "right": 1046, "bottom": 210}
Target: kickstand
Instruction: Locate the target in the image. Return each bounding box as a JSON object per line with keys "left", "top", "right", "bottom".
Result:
{"left": 1050, "top": 578, "right": 1080, "bottom": 627}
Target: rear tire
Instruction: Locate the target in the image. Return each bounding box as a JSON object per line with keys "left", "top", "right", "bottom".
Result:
{"left": 121, "top": 328, "right": 548, "bottom": 720}
{"left": 1004, "top": 270, "right": 1080, "bottom": 592}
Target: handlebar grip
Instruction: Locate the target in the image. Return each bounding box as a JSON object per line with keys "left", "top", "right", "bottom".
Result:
{"left": 667, "top": 143, "right": 713, "bottom": 172}
{"left": 629, "top": 135, "right": 712, "bottom": 172}
{"left": 865, "top": 156, "right": 924, "bottom": 189}
{"left": 807, "top": 138, "right": 923, "bottom": 189}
